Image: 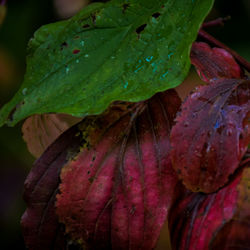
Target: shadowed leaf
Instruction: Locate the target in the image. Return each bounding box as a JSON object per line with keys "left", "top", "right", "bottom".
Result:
{"left": 22, "top": 114, "right": 82, "bottom": 158}
{"left": 190, "top": 42, "right": 243, "bottom": 83}
{"left": 56, "top": 89, "right": 181, "bottom": 249}
{"left": 168, "top": 162, "right": 250, "bottom": 250}
{"left": 21, "top": 124, "right": 83, "bottom": 250}
{"left": 210, "top": 162, "right": 250, "bottom": 249}
{"left": 170, "top": 79, "right": 250, "bottom": 193}
{"left": 0, "top": 0, "right": 214, "bottom": 127}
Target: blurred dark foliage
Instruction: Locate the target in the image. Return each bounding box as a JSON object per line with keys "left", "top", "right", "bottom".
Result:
{"left": 0, "top": 0, "right": 249, "bottom": 249}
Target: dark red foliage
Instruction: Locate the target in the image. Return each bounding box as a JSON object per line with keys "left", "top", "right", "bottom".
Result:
{"left": 21, "top": 124, "right": 83, "bottom": 250}
{"left": 56, "top": 90, "right": 182, "bottom": 250}
{"left": 21, "top": 90, "right": 182, "bottom": 249}
{"left": 169, "top": 163, "right": 250, "bottom": 250}
{"left": 170, "top": 79, "right": 250, "bottom": 193}
{"left": 191, "top": 42, "right": 244, "bottom": 82}
{"left": 21, "top": 35, "right": 250, "bottom": 249}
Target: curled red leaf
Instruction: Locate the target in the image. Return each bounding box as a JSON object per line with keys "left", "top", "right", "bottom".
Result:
{"left": 191, "top": 42, "right": 244, "bottom": 82}
{"left": 56, "top": 90, "right": 181, "bottom": 249}
{"left": 169, "top": 162, "right": 250, "bottom": 250}
{"left": 170, "top": 79, "right": 250, "bottom": 193}
{"left": 21, "top": 124, "right": 82, "bottom": 250}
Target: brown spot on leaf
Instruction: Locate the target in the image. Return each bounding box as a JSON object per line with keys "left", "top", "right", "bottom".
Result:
{"left": 152, "top": 12, "right": 161, "bottom": 18}
{"left": 73, "top": 49, "right": 80, "bottom": 54}
{"left": 136, "top": 24, "right": 147, "bottom": 34}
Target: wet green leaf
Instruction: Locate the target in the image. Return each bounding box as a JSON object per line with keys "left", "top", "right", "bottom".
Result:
{"left": 0, "top": 0, "right": 214, "bottom": 127}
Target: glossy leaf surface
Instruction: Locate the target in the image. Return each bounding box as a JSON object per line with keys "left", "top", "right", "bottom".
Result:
{"left": 169, "top": 163, "right": 250, "bottom": 250}
{"left": 171, "top": 79, "right": 250, "bottom": 193}
{"left": 56, "top": 90, "right": 181, "bottom": 249}
{"left": 190, "top": 42, "right": 243, "bottom": 82}
{"left": 0, "top": 0, "right": 214, "bottom": 127}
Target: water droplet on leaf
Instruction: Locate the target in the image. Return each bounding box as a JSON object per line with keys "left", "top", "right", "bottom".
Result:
{"left": 22, "top": 88, "right": 28, "bottom": 95}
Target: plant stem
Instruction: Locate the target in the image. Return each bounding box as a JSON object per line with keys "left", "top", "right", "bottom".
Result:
{"left": 198, "top": 29, "right": 250, "bottom": 72}
{"left": 202, "top": 17, "right": 231, "bottom": 29}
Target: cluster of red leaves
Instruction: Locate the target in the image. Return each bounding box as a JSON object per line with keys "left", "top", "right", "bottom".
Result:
{"left": 21, "top": 41, "right": 250, "bottom": 250}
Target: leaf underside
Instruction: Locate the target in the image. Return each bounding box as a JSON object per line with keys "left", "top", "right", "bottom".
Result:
{"left": 22, "top": 114, "right": 82, "bottom": 158}
{"left": 0, "top": 0, "right": 214, "bottom": 127}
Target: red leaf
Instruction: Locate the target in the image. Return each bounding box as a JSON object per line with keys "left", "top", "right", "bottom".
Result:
{"left": 191, "top": 42, "right": 243, "bottom": 82}
{"left": 21, "top": 124, "right": 82, "bottom": 250}
{"left": 170, "top": 79, "right": 250, "bottom": 193}
{"left": 56, "top": 90, "right": 181, "bottom": 249}
{"left": 168, "top": 162, "right": 250, "bottom": 250}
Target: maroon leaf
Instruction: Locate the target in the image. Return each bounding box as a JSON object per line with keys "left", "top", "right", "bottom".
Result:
{"left": 56, "top": 90, "right": 181, "bottom": 249}
{"left": 168, "top": 162, "right": 250, "bottom": 250}
{"left": 170, "top": 79, "right": 250, "bottom": 193}
{"left": 191, "top": 42, "right": 244, "bottom": 82}
{"left": 21, "top": 124, "right": 82, "bottom": 250}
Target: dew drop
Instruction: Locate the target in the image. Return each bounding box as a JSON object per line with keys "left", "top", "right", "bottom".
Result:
{"left": 22, "top": 88, "right": 28, "bottom": 95}
{"left": 66, "top": 67, "right": 70, "bottom": 74}
{"left": 80, "top": 41, "right": 85, "bottom": 46}
{"left": 192, "top": 112, "right": 197, "bottom": 118}
{"left": 76, "top": 59, "right": 80, "bottom": 63}
{"left": 195, "top": 151, "right": 202, "bottom": 158}
{"left": 226, "top": 128, "right": 233, "bottom": 136}
{"left": 168, "top": 52, "right": 173, "bottom": 59}
{"left": 84, "top": 54, "right": 89, "bottom": 58}
{"left": 146, "top": 56, "right": 153, "bottom": 62}
{"left": 124, "top": 81, "right": 128, "bottom": 89}
{"left": 206, "top": 144, "right": 211, "bottom": 153}
{"left": 214, "top": 120, "right": 220, "bottom": 129}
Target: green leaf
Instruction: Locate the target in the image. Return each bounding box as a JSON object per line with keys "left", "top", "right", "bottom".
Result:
{"left": 0, "top": 0, "right": 214, "bottom": 127}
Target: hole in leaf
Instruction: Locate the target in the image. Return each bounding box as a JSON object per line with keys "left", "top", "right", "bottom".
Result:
{"left": 122, "top": 3, "right": 130, "bottom": 13}
{"left": 91, "top": 14, "right": 96, "bottom": 25}
{"left": 60, "top": 42, "right": 68, "bottom": 50}
{"left": 82, "top": 24, "right": 90, "bottom": 28}
{"left": 136, "top": 24, "right": 147, "bottom": 34}
{"left": 152, "top": 12, "right": 161, "bottom": 18}
{"left": 8, "top": 101, "right": 25, "bottom": 122}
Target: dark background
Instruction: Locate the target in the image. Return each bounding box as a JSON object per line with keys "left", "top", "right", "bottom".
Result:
{"left": 0, "top": 0, "right": 249, "bottom": 249}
